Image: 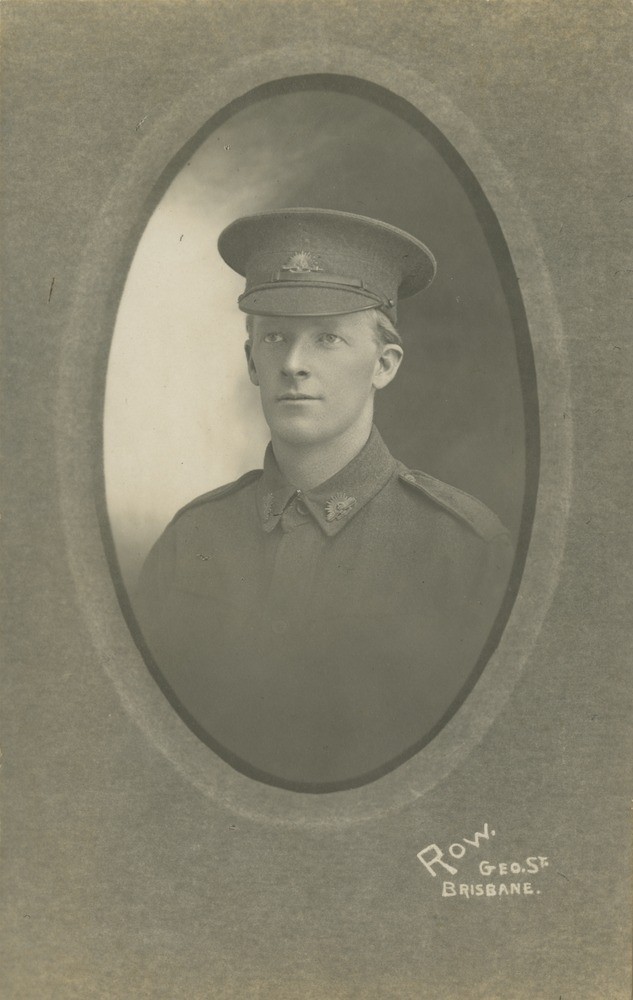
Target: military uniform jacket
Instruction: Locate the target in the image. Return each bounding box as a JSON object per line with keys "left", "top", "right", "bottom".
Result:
{"left": 135, "top": 427, "right": 513, "bottom": 790}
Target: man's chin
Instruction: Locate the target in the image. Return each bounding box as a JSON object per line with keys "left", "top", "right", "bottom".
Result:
{"left": 266, "top": 416, "right": 330, "bottom": 447}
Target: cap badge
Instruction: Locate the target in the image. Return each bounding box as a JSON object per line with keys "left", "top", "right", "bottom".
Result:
{"left": 325, "top": 493, "right": 357, "bottom": 522}
{"left": 281, "top": 250, "right": 322, "bottom": 274}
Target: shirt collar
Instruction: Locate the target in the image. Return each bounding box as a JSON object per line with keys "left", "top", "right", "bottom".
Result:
{"left": 256, "top": 425, "right": 398, "bottom": 536}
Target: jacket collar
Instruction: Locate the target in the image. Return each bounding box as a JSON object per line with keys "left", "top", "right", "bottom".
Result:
{"left": 256, "top": 425, "right": 398, "bottom": 536}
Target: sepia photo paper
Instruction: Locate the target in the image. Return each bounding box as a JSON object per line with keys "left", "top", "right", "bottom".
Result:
{"left": 2, "top": 2, "right": 631, "bottom": 997}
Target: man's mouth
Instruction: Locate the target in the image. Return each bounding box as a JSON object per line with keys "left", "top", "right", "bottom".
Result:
{"left": 277, "top": 393, "right": 321, "bottom": 401}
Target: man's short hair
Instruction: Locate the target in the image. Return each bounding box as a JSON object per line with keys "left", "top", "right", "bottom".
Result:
{"left": 371, "top": 310, "right": 403, "bottom": 349}
{"left": 245, "top": 309, "right": 403, "bottom": 349}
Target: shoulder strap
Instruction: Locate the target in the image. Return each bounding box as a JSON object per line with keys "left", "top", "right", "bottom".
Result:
{"left": 399, "top": 468, "right": 508, "bottom": 542}
{"left": 172, "top": 469, "right": 261, "bottom": 521}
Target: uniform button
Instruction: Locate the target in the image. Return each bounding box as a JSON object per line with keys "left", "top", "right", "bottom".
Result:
{"left": 403, "top": 473, "right": 415, "bottom": 483}
{"left": 272, "top": 619, "right": 289, "bottom": 635}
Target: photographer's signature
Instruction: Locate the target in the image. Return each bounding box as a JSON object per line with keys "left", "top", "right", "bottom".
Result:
{"left": 417, "top": 822, "right": 550, "bottom": 898}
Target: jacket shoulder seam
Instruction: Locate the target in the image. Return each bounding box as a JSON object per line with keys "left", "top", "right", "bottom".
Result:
{"left": 398, "top": 468, "right": 508, "bottom": 542}
{"left": 171, "top": 469, "right": 262, "bottom": 522}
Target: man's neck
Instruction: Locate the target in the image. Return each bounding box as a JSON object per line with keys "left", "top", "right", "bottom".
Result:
{"left": 271, "top": 419, "right": 373, "bottom": 492}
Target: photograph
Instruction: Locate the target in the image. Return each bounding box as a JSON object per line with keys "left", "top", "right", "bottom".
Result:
{"left": 104, "top": 83, "right": 532, "bottom": 790}
{"left": 3, "top": 4, "right": 630, "bottom": 998}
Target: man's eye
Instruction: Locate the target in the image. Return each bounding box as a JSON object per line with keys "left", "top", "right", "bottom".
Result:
{"left": 263, "top": 333, "right": 284, "bottom": 343}
{"left": 320, "top": 333, "right": 342, "bottom": 345}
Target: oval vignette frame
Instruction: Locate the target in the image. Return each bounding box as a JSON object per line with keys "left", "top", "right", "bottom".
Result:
{"left": 56, "top": 51, "right": 571, "bottom": 829}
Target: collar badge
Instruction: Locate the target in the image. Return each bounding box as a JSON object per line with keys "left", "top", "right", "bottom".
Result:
{"left": 325, "top": 493, "right": 357, "bottom": 522}
{"left": 262, "top": 492, "right": 274, "bottom": 521}
{"left": 281, "top": 250, "right": 322, "bottom": 273}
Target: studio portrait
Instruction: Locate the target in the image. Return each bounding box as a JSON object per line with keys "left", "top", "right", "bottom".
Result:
{"left": 6, "top": 4, "right": 630, "bottom": 996}
{"left": 104, "top": 83, "right": 527, "bottom": 791}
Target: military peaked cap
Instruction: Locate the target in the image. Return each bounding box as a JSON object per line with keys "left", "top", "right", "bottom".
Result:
{"left": 217, "top": 208, "right": 436, "bottom": 322}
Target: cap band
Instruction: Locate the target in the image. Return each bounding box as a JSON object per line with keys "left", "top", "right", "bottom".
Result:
{"left": 271, "top": 270, "right": 363, "bottom": 287}
{"left": 238, "top": 279, "right": 389, "bottom": 311}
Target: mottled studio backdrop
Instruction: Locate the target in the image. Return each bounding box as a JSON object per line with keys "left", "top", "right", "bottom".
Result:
{"left": 104, "top": 86, "right": 525, "bottom": 589}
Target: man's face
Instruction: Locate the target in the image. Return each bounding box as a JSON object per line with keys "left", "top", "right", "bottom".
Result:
{"left": 245, "top": 313, "right": 402, "bottom": 447}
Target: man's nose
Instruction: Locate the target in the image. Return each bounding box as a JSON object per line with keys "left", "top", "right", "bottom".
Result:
{"left": 281, "top": 342, "right": 311, "bottom": 378}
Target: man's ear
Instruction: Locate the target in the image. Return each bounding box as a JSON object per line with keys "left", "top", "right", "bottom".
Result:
{"left": 373, "top": 344, "right": 404, "bottom": 390}
{"left": 244, "top": 340, "right": 259, "bottom": 386}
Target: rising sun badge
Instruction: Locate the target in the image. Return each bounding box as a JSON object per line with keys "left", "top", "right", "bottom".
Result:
{"left": 281, "top": 250, "right": 323, "bottom": 273}
{"left": 325, "top": 493, "right": 357, "bottom": 522}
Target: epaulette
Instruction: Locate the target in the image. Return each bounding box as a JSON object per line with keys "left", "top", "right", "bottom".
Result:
{"left": 171, "top": 469, "right": 261, "bottom": 522}
{"left": 398, "top": 468, "right": 508, "bottom": 542}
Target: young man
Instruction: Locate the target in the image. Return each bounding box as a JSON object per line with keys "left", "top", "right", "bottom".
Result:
{"left": 135, "top": 208, "right": 513, "bottom": 791}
